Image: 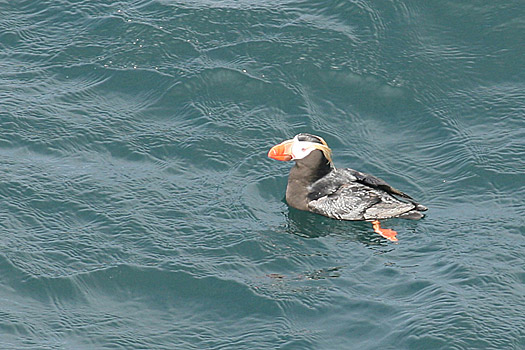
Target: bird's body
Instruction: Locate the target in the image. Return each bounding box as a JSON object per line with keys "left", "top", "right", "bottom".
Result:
{"left": 304, "top": 168, "right": 426, "bottom": 220}
{"left": 268, "top": 133, "right": 427, "bottom": 241}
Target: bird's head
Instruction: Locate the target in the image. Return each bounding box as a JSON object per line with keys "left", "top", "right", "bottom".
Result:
{"left": 267, "top": 133, "right": 333, "bottom": 163}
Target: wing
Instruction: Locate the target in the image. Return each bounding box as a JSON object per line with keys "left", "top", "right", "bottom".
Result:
{"left": 344, "top": 168, "right": 416, "bottom": 201}
{"left": 308, "top": 182, "right": 381, "bottom": 220}
{"left": 344, "top": 168, "right": 427, "bottom": 212}
{"left": 307, "top": 168, "right": 422, "bottom": 220}
{"left": 307, "top": 169, "right": 358, "bottom": 201}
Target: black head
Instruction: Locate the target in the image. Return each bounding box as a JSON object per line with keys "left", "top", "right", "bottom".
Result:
{"left": 296, "top": 133, "right": 326, "bottom": 145}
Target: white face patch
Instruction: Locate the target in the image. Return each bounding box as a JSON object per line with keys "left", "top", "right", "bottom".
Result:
{"left": 290, "top": 138, "right": 318, "bottom": 160}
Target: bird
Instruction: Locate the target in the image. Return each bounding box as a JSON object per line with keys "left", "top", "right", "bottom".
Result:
{"left": 267, "top": 133, "right": 427, "bottom": 241}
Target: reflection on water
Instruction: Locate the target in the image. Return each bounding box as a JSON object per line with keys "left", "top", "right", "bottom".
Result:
{"left": 284, "top": 206, "right": 397, "bottom": 247}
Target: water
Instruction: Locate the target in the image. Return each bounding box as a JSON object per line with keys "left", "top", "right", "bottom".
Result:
{"left": 1, "top": 0, "right": 524, "bottom": 349}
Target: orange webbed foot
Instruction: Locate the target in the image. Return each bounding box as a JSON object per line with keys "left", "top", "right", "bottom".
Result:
{"left": 372, "top": 220, "right": 398, "bottom": 242}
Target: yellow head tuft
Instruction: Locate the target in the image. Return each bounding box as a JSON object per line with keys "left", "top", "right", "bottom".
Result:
{"left": 312, "top": 142, "right": 333, "bottom": 164}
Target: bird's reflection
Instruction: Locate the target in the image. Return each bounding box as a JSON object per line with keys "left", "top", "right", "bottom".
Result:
{"left": 283, "top": 207, "right": 391, "bottom": 247}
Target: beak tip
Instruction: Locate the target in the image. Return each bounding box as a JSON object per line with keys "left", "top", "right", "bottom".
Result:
{"left": 268, "top": 146, "right": 292, "bottom": 161}
{"left": 268, "top": 139, "right": 294, "bottom": 161}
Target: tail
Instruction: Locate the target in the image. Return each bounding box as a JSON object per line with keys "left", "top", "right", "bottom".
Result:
{"left": 398, "top": 204, "right": 428, "bottom": 220}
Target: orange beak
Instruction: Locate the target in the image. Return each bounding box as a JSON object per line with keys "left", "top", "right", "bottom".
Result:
{"left": 268, "top": 140, "right": 294, "bottom": 161}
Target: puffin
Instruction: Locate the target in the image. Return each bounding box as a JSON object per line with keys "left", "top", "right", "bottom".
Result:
{"left": 268, "top": 133, "right": 427, "bottom": 241}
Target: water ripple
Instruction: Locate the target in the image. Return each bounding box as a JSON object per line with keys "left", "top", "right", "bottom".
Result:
{"left": 1, "top": 0, "right": 524, "bottom": 349}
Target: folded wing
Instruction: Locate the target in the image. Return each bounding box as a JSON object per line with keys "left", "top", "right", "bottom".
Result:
{"left": 307, "top": 168, "right": 425, "bottom": 220}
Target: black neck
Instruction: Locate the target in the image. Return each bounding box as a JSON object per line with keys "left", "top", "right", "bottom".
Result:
{"left": 290, "top": 150, "right": 333, "bottom": 184}
{"left": 286, "top": 150, "right": 333, "bottom": 210}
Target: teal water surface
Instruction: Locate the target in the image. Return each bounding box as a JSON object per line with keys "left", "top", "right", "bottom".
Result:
{"left": 1, "top": 0, "right": 524, "bottom": 349}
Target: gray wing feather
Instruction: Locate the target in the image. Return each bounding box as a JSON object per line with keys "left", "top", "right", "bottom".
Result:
{"left": 308, "top": 183, "right": 380, "bottom": 220}
{"left": 345, "top": 168, "right": 415, "bottom": 201}
{"left": 307, "top": 168, "right": 421, "bottom": 220}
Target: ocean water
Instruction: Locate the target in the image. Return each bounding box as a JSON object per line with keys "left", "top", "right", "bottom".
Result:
{"left": 1, "top": 0, "right": 524, "bottom": 349}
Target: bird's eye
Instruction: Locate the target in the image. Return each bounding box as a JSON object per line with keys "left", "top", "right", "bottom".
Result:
{"left": 301, "top": 148, "right": 307, "bottom": 152}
